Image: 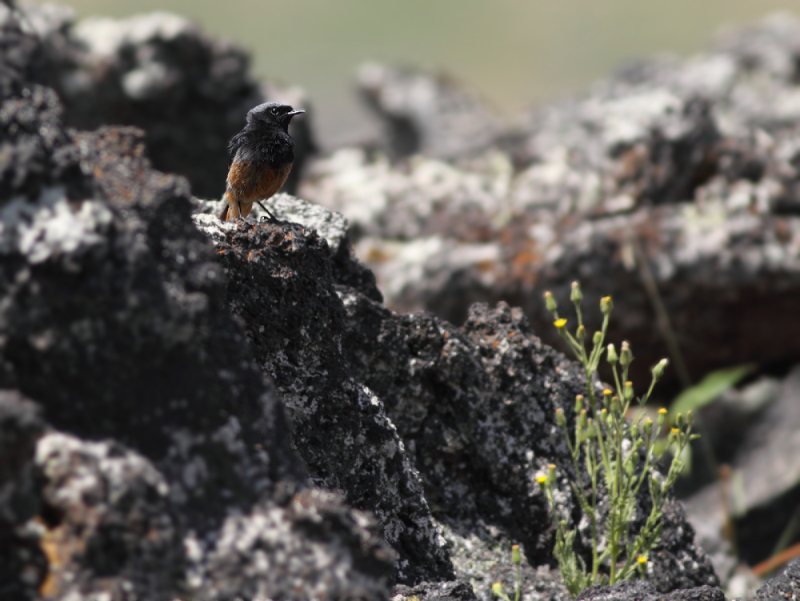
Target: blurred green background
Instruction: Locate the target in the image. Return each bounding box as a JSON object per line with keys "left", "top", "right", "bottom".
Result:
{"left": 49, "top": 0, "right": 799, "bottom": 148}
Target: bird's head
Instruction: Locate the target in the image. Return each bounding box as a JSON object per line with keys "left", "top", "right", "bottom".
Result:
{"left": 246, "top": 102, "right": 305, "bottom": 132}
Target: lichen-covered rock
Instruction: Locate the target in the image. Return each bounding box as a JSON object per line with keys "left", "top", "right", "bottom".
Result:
{"left": 358, "top": 62, "right": 503, "bottom": 161}
{"left": 199, "top": 194, "right": 719, "bottom": 598}
{"left": 32, "top": 430, "right": 394, "bottom": 601}
{"left": 193, "top": 204, "right": 455, "bottom": 585}
{"left": 751, "top": 558, "right": 800, "bottom": 601}
{"left": 336, "top": 292, "right": 718, "bottom": 597}
{"left": 302, "top": 14, "right": 800, "bottom": 388}
{"left": 392, "top": 579, "right": 479, "bottom": 601}
{"left": 576, "top": 580, "right": 724, "bottom": 601}
{"left": 0, "top": 391, "right": 46, "bottom": 601}
{"left": 0, "top": 79, "right": 88, "bottom": 202}
{"left": 34, "top": 432, "right": 182, "bottom": 600}
{"left": 205, "top": 488, "right": 395, "bottom": 601}
{"left": 0, "top": 112, "right": 302, "bottom": 532}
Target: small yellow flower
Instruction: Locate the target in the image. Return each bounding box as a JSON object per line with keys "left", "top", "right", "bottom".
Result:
{"left": 603, "top": 388, "right": 612, "bottom": 397}
{"left": 671, "top": 427, "right": 679, "bottom": 435}
{"left": 637, "top": 556, "right": 647, "bottom": 564}
{"left": 536, "top": 475, "right": 548, "bottom": 484}
{"left": 554, "top": 318, "right": 567, "bottom": 329}
{"left": 658, "top": 408, "right": 667, "bottom": 415}
{"left": 491, "top": 582, "right": 504, "bottom": 594}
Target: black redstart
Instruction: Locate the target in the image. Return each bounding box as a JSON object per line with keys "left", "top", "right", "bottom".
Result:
{"left": 219, "top": 101, "right": 305, "bottom": 221}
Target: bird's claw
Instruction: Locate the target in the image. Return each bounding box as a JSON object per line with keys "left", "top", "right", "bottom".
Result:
{"left": 256, "top": 201, "right": 278, "bottom": 223}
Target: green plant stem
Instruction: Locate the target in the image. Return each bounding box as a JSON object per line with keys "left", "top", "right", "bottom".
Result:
{"left": 630, "top": 235, "right": 692, "bottom": 389}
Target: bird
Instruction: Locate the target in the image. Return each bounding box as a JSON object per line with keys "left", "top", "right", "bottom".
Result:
{"left": 219, "top": 101, "right": 305, "bottom": 221}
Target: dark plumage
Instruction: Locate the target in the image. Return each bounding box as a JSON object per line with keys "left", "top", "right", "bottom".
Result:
{"left": 219, "top": 102, "right": 304, "bottom": 221}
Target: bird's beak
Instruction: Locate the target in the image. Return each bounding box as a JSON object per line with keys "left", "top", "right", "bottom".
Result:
{"left": 287, "top": 109, "right": 305, "bottom": 117}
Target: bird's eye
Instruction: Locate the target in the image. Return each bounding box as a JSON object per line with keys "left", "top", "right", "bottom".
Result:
{"left": 270, "top": 107, "right": 279, "bottom": 115}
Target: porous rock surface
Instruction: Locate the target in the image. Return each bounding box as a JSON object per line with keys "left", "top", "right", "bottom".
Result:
{"left": 576, "top": 580, "right": 725, "bottom": 601}
{"left": 301, "top": 14, "right": 800, "bottom": 387}
{"left": 0, "top": 391, "right": 46, "bottom": 600}
{"left": 193, "top": 200, "right": 455, "bottom": 585}
{"left": 750, "top": 558, "right": 800, "bottom": 601}
{"left": 194, "top": 193, "right": 719, "bottom": 600}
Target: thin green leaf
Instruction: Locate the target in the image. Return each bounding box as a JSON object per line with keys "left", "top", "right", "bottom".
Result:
{"left": 669, "top": 364, "right": 756, "bottom": 417}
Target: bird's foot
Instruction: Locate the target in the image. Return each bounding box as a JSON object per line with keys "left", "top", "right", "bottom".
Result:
{"left": 256, "top": 201, "right": 279, "bottom": 223}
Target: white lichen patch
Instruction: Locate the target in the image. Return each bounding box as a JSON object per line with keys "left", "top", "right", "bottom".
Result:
{"left": 36, "top": 431, "right": 170, "bottom": 507}
{"left": 0, "top": 188, "right": 113, "bottom": 263}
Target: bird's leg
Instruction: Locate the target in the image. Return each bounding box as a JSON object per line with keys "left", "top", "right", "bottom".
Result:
{"left": 219, "top": 191, "right": 239, "bottom": 220}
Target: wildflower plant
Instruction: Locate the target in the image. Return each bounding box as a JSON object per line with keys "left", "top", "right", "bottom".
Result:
{"left": 540, "top": 283, "right": 697, "bottom": 597}
{"left": 491, "top": 545, "right": 522, "bottom": 601}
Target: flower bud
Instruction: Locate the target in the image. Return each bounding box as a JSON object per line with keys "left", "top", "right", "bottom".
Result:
{"left": 570, "top": 281, "right": 583, "bottom": 304}
{"left": 544, "top": 291, "right": 557, "bottom": 313}
{"left": 620, "top": 341, "right": 633, "bottom": 366}
{"left": 492, "top": 582, "right": 504, "bottom": 595}
{"left": 652, "top": 358, "right": 668, "bottom": 380}
{"left": 600, "top": 296, "right": 613, "bottom": 314}
{"left": 624, "top": 381, "right": 634, "bottom": 401}
{"left": 577, "top": 324, "right": 586, "bottom": 342}
{"left": 512, "top": 544, "right": 521, "bottom": 566}
{"left": 644, "top": 417, "right": 653, "bottom": 436}
{"left": 549, "top": 463, "right": 557, "bottom": 477}
{"left": 657, "top": 407, "right": 667, "bottom": 427}
{"left": 575, "top": 395, "right": 584, "bottom": 414}
{"left": 611, "top": 395, "right": 621, "bottom": 415}
{"left": 607, "top": 343, "right": 618, "bottom": 364}
{"left": 555, "top": 407, "right": 566, "bottom": 427}
{"left": 593, "top": 331, "right": 603, "bottom": 346}
{"left": 686, "top": 409, "right": 693, "bottom": 429}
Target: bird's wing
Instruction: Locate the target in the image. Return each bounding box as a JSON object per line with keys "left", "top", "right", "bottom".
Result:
{"left": 227, "top": 130, "right": 249, "bottom": 163}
